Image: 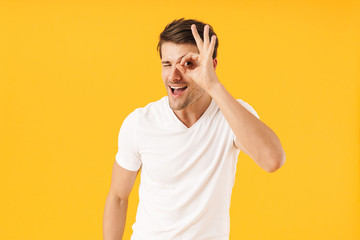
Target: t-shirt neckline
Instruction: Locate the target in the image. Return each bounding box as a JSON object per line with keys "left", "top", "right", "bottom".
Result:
{"left": 165, "top": 96, "right": 215, "bottom": 130}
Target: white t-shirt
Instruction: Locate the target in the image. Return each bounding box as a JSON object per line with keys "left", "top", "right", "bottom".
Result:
{"left": 115, "top": 96, "right": 260, "bottom": 240}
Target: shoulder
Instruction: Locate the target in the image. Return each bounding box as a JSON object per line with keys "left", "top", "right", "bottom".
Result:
{"left": 135, "top": 96, "right": 167, "bottom": 116}
{"left": 125, "top": 96, "right": 168, "bottom": 125}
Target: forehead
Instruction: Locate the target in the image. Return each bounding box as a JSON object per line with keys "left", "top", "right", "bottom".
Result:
{"left": 161, "top": 42, "right": 199, "bottom": 63}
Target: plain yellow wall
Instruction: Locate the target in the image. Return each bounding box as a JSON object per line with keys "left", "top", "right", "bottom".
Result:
{"left": 1, "top": 0, "right": 359, "bottom": 239}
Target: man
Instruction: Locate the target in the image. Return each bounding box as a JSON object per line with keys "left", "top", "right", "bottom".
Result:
{"left": 103, "top": 18, "right": 285, "bottom": 240}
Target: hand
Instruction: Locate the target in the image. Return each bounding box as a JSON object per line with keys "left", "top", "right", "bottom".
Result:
{"left": 175, "top": 24, "right": 220, "bottom": 92}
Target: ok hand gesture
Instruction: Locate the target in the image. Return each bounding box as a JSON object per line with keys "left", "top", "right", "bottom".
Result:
{"left": 175, "top": 24, "right": 220, "bottom": 92}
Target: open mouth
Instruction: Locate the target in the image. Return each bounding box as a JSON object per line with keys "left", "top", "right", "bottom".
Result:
{"left": 169, "top": 85, "right": 188, "bottom": 96}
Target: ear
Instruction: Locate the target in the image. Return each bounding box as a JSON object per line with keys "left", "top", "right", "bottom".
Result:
{"left": 213, "top": 58, "right": 217, "bottom": 70}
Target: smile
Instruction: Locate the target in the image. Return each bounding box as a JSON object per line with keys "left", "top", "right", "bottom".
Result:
{"left": 169, "top": 85, "right": 188, "bottom": 96}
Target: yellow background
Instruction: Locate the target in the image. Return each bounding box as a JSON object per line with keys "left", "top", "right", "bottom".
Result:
{"left": 1, "top": 0, "right": 359, "bottom": 239}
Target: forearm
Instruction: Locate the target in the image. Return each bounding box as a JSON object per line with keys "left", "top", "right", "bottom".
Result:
{"left": 207, "top": 82, "right": 285, "bottom": 171}
{"left": 103, "top": 193, "right": 128, "bottom": 240}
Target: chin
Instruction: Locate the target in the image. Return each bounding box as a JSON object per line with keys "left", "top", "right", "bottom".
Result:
{"left": 168, "top": 98, "right": 188, "bottom": 111}
{"left": 169, "top": 101, "right": 185, "bottom": 111}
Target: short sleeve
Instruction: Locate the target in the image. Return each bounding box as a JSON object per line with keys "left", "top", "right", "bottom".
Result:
{"left": 236, "top": 99, "right": 260, "bottom": 120}
{"left": 234, "top": 99, "right": 260, "bottom": 149}
{"left": 115, "top": 110, "right": 142, "bottom": 171}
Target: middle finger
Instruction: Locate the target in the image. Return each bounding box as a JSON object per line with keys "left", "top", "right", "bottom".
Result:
{"left": 203, "top": 25, "right": 209, "bottom": 47}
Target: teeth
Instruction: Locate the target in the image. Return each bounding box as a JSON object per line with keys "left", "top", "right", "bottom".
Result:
{"left": 170, "top": 86, "right": 186, "bottom": 89}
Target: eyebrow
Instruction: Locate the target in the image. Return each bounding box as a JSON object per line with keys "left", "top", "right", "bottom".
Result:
{"left": 161, "top": 54, "right": 186, "bottom": 64}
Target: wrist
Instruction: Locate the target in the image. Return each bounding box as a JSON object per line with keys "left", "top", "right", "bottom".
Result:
{"left": 206, "top": 81, "right": 223, "bottom": 97}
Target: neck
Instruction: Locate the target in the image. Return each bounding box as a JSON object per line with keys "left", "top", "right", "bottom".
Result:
{"left": 172, "top": 92, "right": 212, "bottom": 128}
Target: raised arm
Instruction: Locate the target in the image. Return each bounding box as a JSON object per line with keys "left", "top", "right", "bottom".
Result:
{"left": 175, "top": 24, "right": 285, "bottom": 172}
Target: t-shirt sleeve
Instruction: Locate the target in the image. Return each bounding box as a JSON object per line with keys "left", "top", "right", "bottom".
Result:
{"left": 233, "top": 99, "right": 260, "bottom": 149}
{"left": 115, "top": 110, "right": 142, "bottom": 171}
{"left": 236, "top": 99, "right": 260, "bottom": 120}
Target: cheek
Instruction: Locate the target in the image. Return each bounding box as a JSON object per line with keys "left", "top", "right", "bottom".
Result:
{"left": 161, "top": 71, "right": 167, "bottom": 83}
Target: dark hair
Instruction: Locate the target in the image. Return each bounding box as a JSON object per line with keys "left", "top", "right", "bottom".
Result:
{"left": 157, "top": 18, "right": 219, "bottom": 59}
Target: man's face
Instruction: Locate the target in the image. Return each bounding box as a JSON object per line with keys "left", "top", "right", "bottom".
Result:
{"left": 161, "top": 41, "right": 205, "bottom": 111}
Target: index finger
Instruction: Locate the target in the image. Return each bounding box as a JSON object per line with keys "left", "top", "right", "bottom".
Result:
{"left": 191, "top": 24, "right": 204, "bottom": 52}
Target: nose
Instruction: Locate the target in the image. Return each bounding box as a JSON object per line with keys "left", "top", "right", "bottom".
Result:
{"left": 168, "top": 64, "right": 182, "bottom": 82}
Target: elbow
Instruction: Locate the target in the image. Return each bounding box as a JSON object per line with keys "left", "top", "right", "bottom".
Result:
{"left": 266, "top": 151, "right": 286, "bottom": 173}
{"left": 107, "top": 191, "right": 129, "bottom": 204}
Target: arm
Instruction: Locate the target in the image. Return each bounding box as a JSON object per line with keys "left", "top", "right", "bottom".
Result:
{"left": 207, "top": 83, "right": 286, "bottom": 173}
{"left": 103, "top": 161, "right": 139, "bottom": 240}
{"left": 176, "top": 24, "right": 285, "bottom": 173}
